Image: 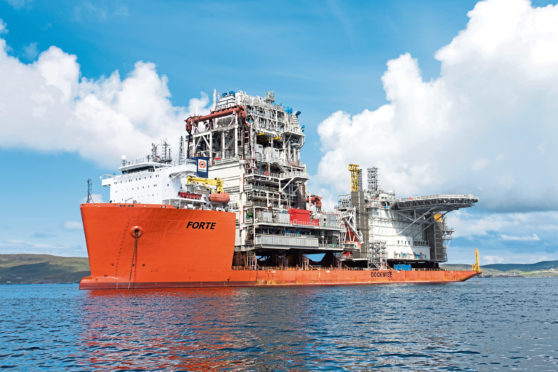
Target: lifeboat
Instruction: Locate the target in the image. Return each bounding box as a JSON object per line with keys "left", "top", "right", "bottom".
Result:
{"left": 209, "top": 192, "right": 230, "bottom": 204}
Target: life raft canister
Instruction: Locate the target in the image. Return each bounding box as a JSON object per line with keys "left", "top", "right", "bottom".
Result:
{"left": 209, "top": 192, "right": 230, "bottom": 204}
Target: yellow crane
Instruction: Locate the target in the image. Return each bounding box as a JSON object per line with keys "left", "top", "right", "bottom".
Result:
{"left": 187, "top": 176, "right": 225, "bottom": 194}
{"left": 348, "top": 164, "right": 361, "bottom": 192}
{"left": 472, "top": 248, "right": 481, "bottom": 272}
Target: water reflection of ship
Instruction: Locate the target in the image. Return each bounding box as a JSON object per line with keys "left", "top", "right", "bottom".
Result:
{"left": 79, "top": 288, "right": 319, "bottom": 370}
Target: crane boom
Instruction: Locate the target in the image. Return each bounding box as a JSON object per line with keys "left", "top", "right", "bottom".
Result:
{"left": 187, "top": 176, "right": 225, "bottom": 194}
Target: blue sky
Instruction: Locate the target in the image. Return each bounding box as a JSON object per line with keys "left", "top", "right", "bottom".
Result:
{"left": 1, "top": 0, "right": 557, "bottom": 264}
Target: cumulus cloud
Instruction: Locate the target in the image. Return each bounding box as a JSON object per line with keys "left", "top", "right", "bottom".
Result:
{"left": 445, "top": 209, "right": 558, "bottom": 263}
{"left": 0, "top": 21, "right": 209, "bottom": 167}
{"left": 447, "top": 209, "right": 558, "bottom": 239}
{"left": 315, "top": 0, "right": 558, "bottom": 212}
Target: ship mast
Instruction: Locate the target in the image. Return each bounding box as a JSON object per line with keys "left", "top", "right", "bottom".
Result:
{"left": 86, "top": 179, "right": 93, "bottom": 203}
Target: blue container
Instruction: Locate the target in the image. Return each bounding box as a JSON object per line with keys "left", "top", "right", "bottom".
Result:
{"left": 394, "top": 264, "right": 411, "bottom": 271}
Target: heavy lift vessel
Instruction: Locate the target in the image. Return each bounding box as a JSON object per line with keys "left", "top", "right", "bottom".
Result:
{"left": 79, "top": 90, "right": 480, "bottom": 289}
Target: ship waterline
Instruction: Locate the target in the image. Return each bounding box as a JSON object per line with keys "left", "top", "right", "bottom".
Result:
{"left": 80, "top": 270, "right": 479, "bottom": 290}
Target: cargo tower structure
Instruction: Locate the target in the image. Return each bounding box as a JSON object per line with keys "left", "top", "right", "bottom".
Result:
{"left": 185, "top": 90, "right": 343, "bottom": 268}
{"left": 338, "top": 165, "right": 478, "bottom": 269}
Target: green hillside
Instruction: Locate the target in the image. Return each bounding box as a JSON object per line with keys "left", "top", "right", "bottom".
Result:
{"left": 0, "top": 254, "right": 90, "bottom": 284}
{"left": 483, "top": 261, "right": 558, "bottom": 272}
{"left": 442, "top": 261, "right": 558, "bottom": 278}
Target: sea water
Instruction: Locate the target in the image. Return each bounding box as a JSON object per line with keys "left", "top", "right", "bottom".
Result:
{"left": 1, "top": 278, "right": 557, "bottom": 370}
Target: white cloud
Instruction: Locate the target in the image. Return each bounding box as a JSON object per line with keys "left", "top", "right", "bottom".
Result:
{"left": 73, "top": 1, "right": 108, "bottom": 22}
{"left": 80, "top": 193, "right": 103, "bottom": 204}
{"left": 315, "top": 0, "right": 558, "bottom": 212}
{"left": 445, "top": 209, "right": 558, "bottom": 263}
{"left": 0, "top": 19, "right": 7, "bottom": 34}
{"left": 1, "top": 239, "right": 56, "bottom": 250}
{"left": 500, "top": 233, "right": 540, "bottom": 241}
{"left": 0, "top": 239, "right": 84, "bottom": 256}
{"left": 22, "top": 42, "right": 38, "bottom": 60}
{"left": 447, "top": 244, "right": 558, "bottom": 264}
{"left": 5, "top": 0, "right": 28, "bottom": 10}
{"left": 480, "top": 252, "right": 557, "bottom": 265}
{"left": 73, "top": 1, "right": 129, "bottom": 23}
{"left": 89, "top": 193, "right": 103, "bottom": 203}
{"left": 471, "top": 158, "right": 488, "bottom": 172}
{"left": 0, "top": 20, "right": 209, "bottom": 167}
{"left": 482, "top": 255, "right": 505, "bottom": 265}
{"left": 447, "top": 209, "right": 558, "bottom": 239}
{"left": 63, "top": 221, "right": 82, "bottom": 230}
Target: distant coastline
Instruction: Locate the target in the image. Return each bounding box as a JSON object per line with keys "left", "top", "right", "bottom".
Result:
{"left": 442, "top": 262, "right": 558, "bottom": 278}
{"left": 0, "top": 254, "right": 89, "bottom": 284}
{"left": 1, "top": 254, "right": 557, "bottom": 284}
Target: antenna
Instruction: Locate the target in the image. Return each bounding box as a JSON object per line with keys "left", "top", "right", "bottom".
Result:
{"left": 213, "top": 89, "right": 217, "bottom": 111}
{"left": 163, "top": 140, "right": 168, "bottom": 162}
{"left": 87, "top": 179, "right": 93, "bottom": 203}
{"left": 152, "top": 143, "right": 158, "bottom": 161}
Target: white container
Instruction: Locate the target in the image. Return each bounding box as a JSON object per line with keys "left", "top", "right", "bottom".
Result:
{"left": 277, "top": 213, "right": 290, "bottom": 224}
{"left": 261, "top": 211, "right": 273, "bottom": 222}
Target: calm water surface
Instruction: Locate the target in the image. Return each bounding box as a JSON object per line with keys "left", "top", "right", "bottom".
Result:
{"left": 1, "top": 278, "right": 557, "bottom": 370}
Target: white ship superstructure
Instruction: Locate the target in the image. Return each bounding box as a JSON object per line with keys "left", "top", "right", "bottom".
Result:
{"left": 102, "top": 142, "right": 226, "bottom": 209}
{"left": 99, "top": 90, "right": 477, "bottom": 269}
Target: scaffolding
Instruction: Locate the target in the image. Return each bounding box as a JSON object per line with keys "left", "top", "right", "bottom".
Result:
{"left": 367, "top": 167, "right": 378, "bottom": 192}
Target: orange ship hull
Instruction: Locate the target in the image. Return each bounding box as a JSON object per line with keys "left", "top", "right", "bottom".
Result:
{"left": 79, "top": 204, "right": 480, "bottom": 290}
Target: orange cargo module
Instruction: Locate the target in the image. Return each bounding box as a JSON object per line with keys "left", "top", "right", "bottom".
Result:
{"left": 79, "top": 204, "right": 479, "bottom": 290}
